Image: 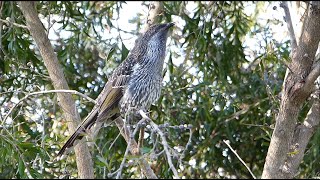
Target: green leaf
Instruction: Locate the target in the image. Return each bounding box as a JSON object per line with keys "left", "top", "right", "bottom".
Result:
{"left": 168, "top": 53, "right": 173, "bottom": 74}
{"left": 18, "top": 159, "right": 27, "bottom": 178}
{"left": 29, "top": 168, "right": 42, "bottom": 178}
{"left": 121, "top": 42, "right": 129, "bottom": 62}
{"left": 106, "top": 46, "right": 116, "bottom": 61}
{"left": 141, "top": 147, "right": 152, "bottom": 154}
{"left": 96, "top": 155, "right": 108, "bottom": 166}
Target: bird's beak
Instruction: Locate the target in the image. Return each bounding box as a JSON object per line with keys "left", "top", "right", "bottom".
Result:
{"left": 166, "top": 22, "right": 175, "bottom": 29}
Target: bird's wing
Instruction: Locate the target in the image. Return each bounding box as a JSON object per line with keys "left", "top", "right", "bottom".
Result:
{"left": 58, "top": 56, "right": 136, "bottom": 157}
{"left": 97, "top": 56, "right": 136, "bottom": 121}
{"left": 57, "top": 82, "right": 114, "bottom": 157}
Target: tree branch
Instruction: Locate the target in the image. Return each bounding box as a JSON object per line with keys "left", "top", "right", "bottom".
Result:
{"left": 223, "top": 140, "right": 256, "bottom": 179}
{"left": 144, "top": 1, "right": 162, "bottom": 32}
{"left": 285, "top": 97, "right": 320, "bottom": 176}
{"left": 305, "top": 61, "right": 320, "bottom": 88}
{"left": 17, "top": 1, "right": 94, "bottom": 178}
{"left": 262, "top": 1, "right": 320, "bottom": 178}
{"left": 108, "top": 120, "right": 142, "bottom": 178}
{"left": 139, "top": 110, "right": 180, "bottom": 179}
{"left": 280, "top": 1, "right": 298, "bottom": 50}
{"left": 2, "top": 89, "right": 96, "bottom": 126}
{"left": 114, "top": 118, "right": 158, "bottom": 179}
{"left": 0, "top": 18, "right": 28, "bottom": 29}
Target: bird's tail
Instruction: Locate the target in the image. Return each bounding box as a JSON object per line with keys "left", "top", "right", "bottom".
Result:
{"left": 57, "top": 82, "right": 122, "bottom": 157}
{"left": 57, "top": 106, "right": 100, "bottom": 157}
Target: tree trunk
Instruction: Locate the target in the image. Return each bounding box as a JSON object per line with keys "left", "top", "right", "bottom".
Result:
{"left": 262, "top": 1, "right": 320, "bottom": 178}
{"left": 17, "top": 1, "right": 94, "bottom": 178}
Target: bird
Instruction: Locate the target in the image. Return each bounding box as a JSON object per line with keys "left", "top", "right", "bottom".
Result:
{"left": 57, "top": 22, "right": 175, "bottom": 156}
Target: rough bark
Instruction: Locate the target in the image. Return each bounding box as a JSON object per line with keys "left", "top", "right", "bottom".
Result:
{"left": 262, "top": 1, "right": 320, "bottom": 178}
{"left": 17, "top": 1, "right": 94, "bottom": 178}
{"left": 144, "top": 1, "right": 163, "bottom": 31}
{"left": 285, "top": 97, "right": 320, "bottom": 177}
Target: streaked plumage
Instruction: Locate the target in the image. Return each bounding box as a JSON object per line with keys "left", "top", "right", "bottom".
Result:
{"left": 57, "top": 22, "right": 174, "bottom": 156}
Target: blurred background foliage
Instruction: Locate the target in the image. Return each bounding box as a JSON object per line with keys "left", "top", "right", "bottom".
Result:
{"left": 0, "top": 1, "right": 319, "bottom": 179}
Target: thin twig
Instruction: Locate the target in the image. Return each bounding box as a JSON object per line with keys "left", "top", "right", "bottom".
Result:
{"left": 112, "top": 127, "right": 133, "bottom": 179}
{"left": 0, "top": 2, "right": 3, "bottom": 51}
{"left": 223, "top": 140, "right": 256, "bottom": 179}
{"left": 108, "top": 127, "right": 123, "bottom": 150}
{"left": 179, "top": 128, "right": 193, "bottom": 165}
{"left": 139, "top": 110, "right": 180, "bottom": 179}
{"left": 2, "top": 89, "right": 96, "bottom": 126}
{"left": 114, "top": 118, "right": 158, "bottom": 179}
{"left": 149, "top": 134, "right": 160, "bottom": 159}
{"left": 118, "top": 120, "right": 144, "bottom": 178}
{"left": 224, "top": 98, "right": 269, "bottom": 123}
{"left": 138, "top": 127, "right": 145, "bottom": 152}
{"left": 0, "top": 18, "right": 28, "bottom": 29}
{"left": 108, "top": 119, "right": 146, "bottom": 178}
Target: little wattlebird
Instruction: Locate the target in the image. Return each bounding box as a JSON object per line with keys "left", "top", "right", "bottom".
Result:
{"left": 57, "top": 22, "right": 175, "bottom": 156}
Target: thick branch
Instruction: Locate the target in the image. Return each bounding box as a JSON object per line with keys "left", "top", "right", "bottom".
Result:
{"left": 281, "top": 1, "right": 298, "bottom": 50}
{"left": 285, "top": 98, "right": 320, "bottom": 176}
{"left": 144, "top": 1, "right": 162, "bottom": 32}
{"left": 290, "top": 2, "right": 320, "bottom": 78}
{"left": 262, "top": 2, "right": 320, "bottom": 178}
{"left": 305, "top": 61, "right": 320, "bottom": 88}
{"left": 17, "top": 1, "right": 94, "bottom": 178}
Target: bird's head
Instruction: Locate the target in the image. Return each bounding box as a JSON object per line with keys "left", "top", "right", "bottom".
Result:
{"left": 142, "top": 22, "right": 175, "bottom": 44}
{"left": 133, "top": 22, "right": 175, "bottom": 57}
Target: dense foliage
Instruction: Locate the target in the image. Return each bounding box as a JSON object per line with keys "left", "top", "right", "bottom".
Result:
{"left": 0, "top": 1, "right": 319, "bottom": 178}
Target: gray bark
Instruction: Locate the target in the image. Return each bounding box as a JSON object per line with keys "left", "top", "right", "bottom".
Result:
{"left": 17, "top": 1, "right": 94, "bottom": 178}
{"left": 262, "top": 1, "right": 320, "bottom": 178}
